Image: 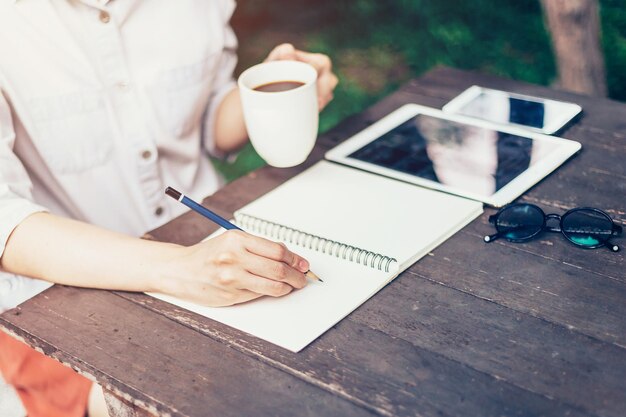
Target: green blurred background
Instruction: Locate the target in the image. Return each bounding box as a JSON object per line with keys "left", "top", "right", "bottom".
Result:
{"left": 213, "top": 0, "right": 626, "bottom": 181}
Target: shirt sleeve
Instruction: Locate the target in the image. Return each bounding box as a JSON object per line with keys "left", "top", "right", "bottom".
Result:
{"left": 202, "top": 0, "right": 239, "bottom": 160}
{"left": 0, "top": 90, "right": 48, "bottom": 260}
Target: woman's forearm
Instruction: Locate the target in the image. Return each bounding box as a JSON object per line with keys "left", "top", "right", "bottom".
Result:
{"left": 0, "top": 212, "right": 179, "bottom": 293}
{"left": 213, "top": 88, "right": 249, "bottom": 153}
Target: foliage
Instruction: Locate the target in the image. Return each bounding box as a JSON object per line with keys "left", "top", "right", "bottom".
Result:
{"left": 601, "top": 0, "right": 626, "bottom": 101}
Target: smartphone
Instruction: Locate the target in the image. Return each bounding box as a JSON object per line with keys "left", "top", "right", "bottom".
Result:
{"left": 442, "top": 86, "right": 582, "bottom": 135}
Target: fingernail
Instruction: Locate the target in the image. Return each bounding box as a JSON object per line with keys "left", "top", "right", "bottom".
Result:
{"left": 299, "top": 259, "right": 309, "bottom": 271}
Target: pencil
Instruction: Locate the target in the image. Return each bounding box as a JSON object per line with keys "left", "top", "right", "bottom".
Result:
{"left": 165, "top": 187, "right": 322, "bottom": 282}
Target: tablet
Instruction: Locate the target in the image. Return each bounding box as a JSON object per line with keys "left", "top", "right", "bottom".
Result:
{"left": 325, "top": 104, "right": 581, "bottom": 207}
{"left": 442, "top": 86, "right": 582, "bottom": 135}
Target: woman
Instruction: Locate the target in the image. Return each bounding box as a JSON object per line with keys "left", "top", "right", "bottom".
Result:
{"left": 0, "top": 1, "right": 338, "bottom": 416}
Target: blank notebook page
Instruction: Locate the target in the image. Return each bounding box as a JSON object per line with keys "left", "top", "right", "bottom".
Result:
{"left": 150, "top": 161, "right": 482, "bottom": 352}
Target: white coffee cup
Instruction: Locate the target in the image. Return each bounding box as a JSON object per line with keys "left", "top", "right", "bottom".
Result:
{"left": 238, "top": 60, "right": 318, "bottom": 168}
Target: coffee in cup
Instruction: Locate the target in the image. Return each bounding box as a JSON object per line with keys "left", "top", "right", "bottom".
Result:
{"left": 253, "top": 81, "right": 305, "bottom": 93}
{"left": 238, "top": 61, "right": 318, "bottom": 168}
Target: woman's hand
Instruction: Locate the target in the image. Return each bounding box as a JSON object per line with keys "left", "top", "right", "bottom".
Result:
{"left": 160, "top": 230, "right": 310, "bottom": 307}
{"left": 265, "top": 43, "right": 339, "bottom": 110}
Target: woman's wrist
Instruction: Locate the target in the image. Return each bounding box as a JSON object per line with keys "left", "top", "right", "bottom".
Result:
{"left": 143, "top": 241, "right": 189, "bottom": 295}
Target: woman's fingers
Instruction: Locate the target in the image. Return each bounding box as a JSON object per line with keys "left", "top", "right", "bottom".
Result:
{"left": 209, "top": 232, "right": 308, "bottom": 291}
{"left": 295, "top": 50, "right": 331, "bottom": 71}
{"left": 241, "top": 250, "right": 307, "bottom": 289}
{"left": 237, "top": 272, "right": 295, "bottom": 298}
{"left": 208, "top": 263, "right": 295, "bottom": 298}
{"left": 265, "top": 44, "right": 339, "bottom": 110}
{"left": 316, "top": 71, "right": 338, "bottom": 109}
{"left": 293, "top": 50, "right": 337, "bottom": 110}
{"left": 265, "top": 43, "right": 297, "bottom": 61}
{"left": 243, "top": 234, "right": 309, "bottom": 273}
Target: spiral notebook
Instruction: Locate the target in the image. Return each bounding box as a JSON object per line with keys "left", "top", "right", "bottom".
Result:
{"left": 151, "top": 161, "right": 482, "bottom": 352}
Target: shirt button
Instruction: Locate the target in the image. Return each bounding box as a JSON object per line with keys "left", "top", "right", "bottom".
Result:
{"left": 99, "top": 11, "right": 110, "bottom": 23}
{"left": 0, "top": 278, "right": 13, "bottom": 296}
{"left": 155, "top": 207, "right": 164, "bottom": 216}
{"left": 141, "top": 150, "right": 152, "bottom": 160}
{"left": 116, "top": 81, "right": 130, "bottom": 91}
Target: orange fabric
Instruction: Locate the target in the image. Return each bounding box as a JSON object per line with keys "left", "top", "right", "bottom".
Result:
{"left": 0, "top": 331, "right": 92, "bottom": 417}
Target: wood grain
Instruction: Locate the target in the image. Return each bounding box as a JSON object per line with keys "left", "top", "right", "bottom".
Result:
{"left": 0, "top": 286, "right": 374, "bottom": 417}
{"left": 350, "top": 273, "right": 626, "bottom": 416}
{"left": 116, "top": 291, "right": 594, "bottom": 417}
{"left": 103, "top": 391, "right": 154, "bottom": 417}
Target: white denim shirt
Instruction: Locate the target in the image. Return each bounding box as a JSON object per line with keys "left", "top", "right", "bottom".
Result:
{"left": 0, "top": 0, "right": 238, "bottom": 310}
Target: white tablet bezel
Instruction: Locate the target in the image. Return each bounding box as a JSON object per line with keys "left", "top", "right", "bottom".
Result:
{"left": 324, "top": 104, "right": 581, "bottom": 207}
{"left": 442, "top": 85, "right": 582, "bottom": 135}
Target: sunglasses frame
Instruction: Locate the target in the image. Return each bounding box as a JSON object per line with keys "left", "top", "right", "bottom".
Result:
{"left": 485, "top": 203, "right": 622, "bottom": 252}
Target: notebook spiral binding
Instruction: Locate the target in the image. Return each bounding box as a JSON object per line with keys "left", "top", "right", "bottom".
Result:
{"left": 235, "top": 213, "right": 398, "bottom": 273}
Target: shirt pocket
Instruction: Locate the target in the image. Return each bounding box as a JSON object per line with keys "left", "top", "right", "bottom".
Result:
{"left": 146, "top": 54, "right": 218, "bottom": 139}
{"left": 28, "top": 90, "right": 113, "bottom": 174}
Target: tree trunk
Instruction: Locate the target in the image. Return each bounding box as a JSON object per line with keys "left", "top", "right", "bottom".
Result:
{"left": 540, "top": 0, "right": 607, "bottom": 96}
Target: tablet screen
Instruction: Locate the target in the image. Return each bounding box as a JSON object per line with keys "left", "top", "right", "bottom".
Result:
{"left": 447, "top": 88, "right": 581, "bottom": 134}
{"left": 457, "top": 92, "right": 547, "bottom": 129}
{"left": 347, "top": 114, "right": 561, "bottom": 198}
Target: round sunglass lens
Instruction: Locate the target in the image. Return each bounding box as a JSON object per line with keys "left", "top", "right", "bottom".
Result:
{"left": 562, "top": 209, "right": 613, "bottom": 247}
{"left": 496, "top": 205, "right": 544, "bottom": 240}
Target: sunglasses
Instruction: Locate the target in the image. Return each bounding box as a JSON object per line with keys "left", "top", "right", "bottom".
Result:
{"left": 484, "top": 203, "right": 622, "bottom": 252}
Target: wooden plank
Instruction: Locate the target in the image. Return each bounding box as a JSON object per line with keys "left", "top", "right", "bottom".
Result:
{"left": 348, "top": 274, "right": 626, "bottom": 417}
{"left": 517, "top": 125, "right": 626, "bottom": 221}
{"left": 0, "top": 286, "right": 374, "bottom": 417}
{"left": 103, "top": 390, "right": 154, "bottom": 417}
{"left": 116, "top": 292, "right": 594, "bottom": 417}
{"left": 413, "top": 226, "right": 626, "bottom": 346}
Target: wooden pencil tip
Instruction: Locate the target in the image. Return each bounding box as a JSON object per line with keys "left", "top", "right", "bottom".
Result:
{"left": 306, "top": 270, "right": 323, "bottom": 282}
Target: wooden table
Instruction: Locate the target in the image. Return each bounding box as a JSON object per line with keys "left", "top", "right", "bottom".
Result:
{"left": 1, "top": 67, "right": 624, "bottom": 417}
